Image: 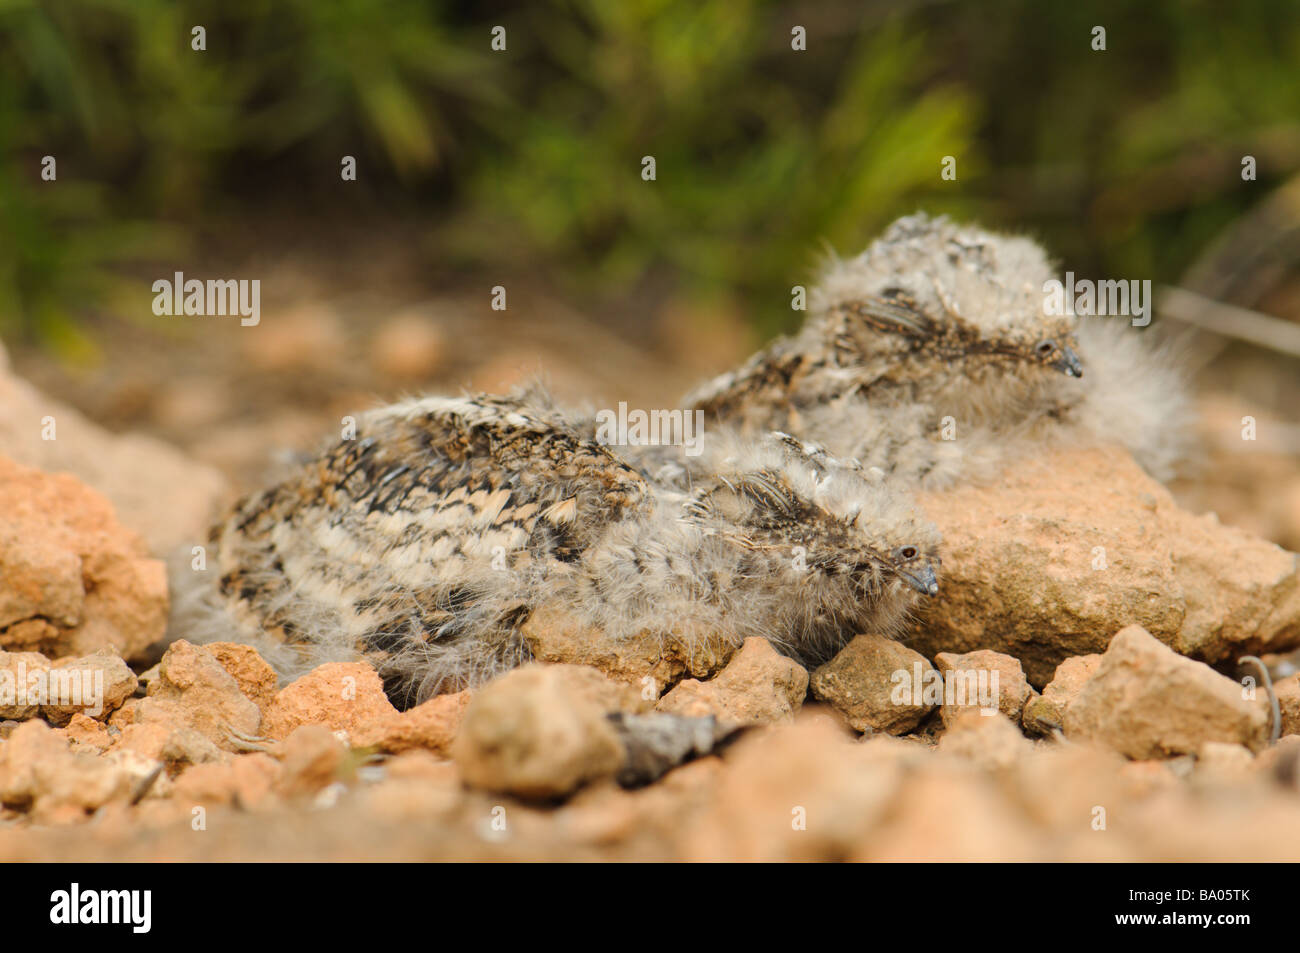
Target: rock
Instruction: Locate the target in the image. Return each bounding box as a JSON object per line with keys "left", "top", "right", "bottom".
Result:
{"left": 0, "top": 720, "right": 136, "bottom": 820}
{"left": 865, "top": 760, "right": 1039, "bottom": 862}
{"left": 1255, "top": 735, "right": 1300, "bottom": 788}
{"left": 61, "top": 713, "right": 112, "bottom": 751}
{"left": 262, "top": 661, "right": 397, "bottom": 742}
{"left": 934, "top": 649, "right": 1035, "bottom": 726}
{"left": 521, "top": 602, "right": 735, "bottom": 691}
{"left": 116, "top": 722, "right": 178, "bottom": 762}
{"left": 0, "top": 365, "right": 228, "bottom": 554}
{"left": 352, "top": 691, "right": 471, "bottom": 756}
{"left": 1023, "top": 654, "right": 1102, "bottom": 735}
{"left": 1169, "top": 394, "right": 1300, "bottom": 552}
{"left": 453, "top": 664, "right": 626, "bottom": 799}
{"left": 1273, "top": 673, "right": 1300, "bottom": 738}
{"left": 809, "top": 634, "right": 936, "bottom": 734}
{"left": 108, "top": 697, "right": 139, "bottom": 728}
{"left": 1115, "top": 760, "right": 1184, "bottom": 797}
{"left": 172, "top": 753, "right": 281, "bottom": 810}
{"left": 656, "top": 638, "right": 808, "bottom": 725}
{"left": 137, "top": 640, "right": 261, "bottom": 754}
{"left": 1007, "top": 743, "right": 1130, "bottom": 840}
{"left": 913, "top": 446, "right": 1300, "bottom": 687}
{"left": 1194, "top": 742, "right": 1255, "bottom": 783}
{"left": 41, "top": 650, "right": 138, "bottom": 725}
{"left": 0, "top": 650, "right": 52, "bottom": 719}
{"left": 206, "top": 642, "right": 278, "bottom": 717}
{"left": 0, "top": 457, "right": 168, "bottom": 661}
{"left": 538, "top": 664, "right": 648, "bottom": 714}
{"left": 1064, "top": 625, "right": 1271, "bottom": 757}
{"left": 0, "top": 720, "right": 69, "bottom": 804}
{"left": 276, "top": 725, "right": 347, "bottom": 797}
{"left": 680, "top": 717, "right": 903, "bottom": 861}
{"left": 936, "top": 710, "right": 1032, "bottom": 769}
{"left": 357, "top": 751, "right": 463, "bottom": 824}
{"left": 370, "top": 312, "right": 447, "bottom": 380}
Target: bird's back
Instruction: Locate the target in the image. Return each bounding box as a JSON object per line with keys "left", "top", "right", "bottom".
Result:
{"left": 209, "top": 393, "right": 651, "bottom": 699}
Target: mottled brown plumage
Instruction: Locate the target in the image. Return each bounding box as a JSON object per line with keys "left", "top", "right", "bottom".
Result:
{"left": 176, "top": 392, "right": 940, "bottom": 704}
{"left": 686, "top": 213, "right": 1191, "bottom": 488}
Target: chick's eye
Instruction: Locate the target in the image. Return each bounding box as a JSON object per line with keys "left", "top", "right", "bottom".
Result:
{"left": 1036, "top": 340, "right": 1055, "bottom": 356}
{"left": 900, "top": 546, "right": 917, "bottom": 560}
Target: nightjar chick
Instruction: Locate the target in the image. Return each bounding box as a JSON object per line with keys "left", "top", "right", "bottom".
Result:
{"left": 175, "top": 393, "right": 940, "bottom": 705}
{"left": 686, "top": 212, "right": 1193, "bottom": 489}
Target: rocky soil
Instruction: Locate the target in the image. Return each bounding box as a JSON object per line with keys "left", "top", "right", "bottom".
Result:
{"left": 4, "top": 314, "right": 1300, "bottom": 862}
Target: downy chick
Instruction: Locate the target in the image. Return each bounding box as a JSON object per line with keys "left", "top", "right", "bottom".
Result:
{"left": 685, "top": 212, "right": 1193, "bottom": 489}
{"left": 173, "top": 392, "right": 940, "bottom": 704}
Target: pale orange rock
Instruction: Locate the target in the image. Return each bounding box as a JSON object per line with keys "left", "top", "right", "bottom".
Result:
{"left": 1007, "top": 742, "right": 1129, "bottom": 836}
{"left": 681, "top": 717, "right": 902, "bottom": 862}
{"left": 1193, "top": 742, "right": 1255, "bottom": 784}
{"left": 352, "top": 690, "right": 471, "bottom": 756}
{"left": 935, "top": 710, "right": 1032, "bottom": 769}
{"left": 206, "top": 642, "right": 279, "bottom": 717}
{"left": 809, "top": 634, "right": 936, "bottom": 734}
{"left": 0, "top": 363, "right": 228, "bottom": 554}
{"left": 863, "top": 761, "right": 1039, "bottom": 862}
{"left": 1116, "top": 759, "right": 1184, "bottom": 797}
{"left": 0, "top": 720, "right": 136, "bottom": 820}
{"left": 934, "top": 649, "right": 1036, "bottom": 726}
{"left": 61, "top": 713, "right": 112, "bottom": 752}
{"left": 138, "top": 640, "right": 261, "bottom": 754}
{"left": 1272, "top": 673, "right": 1300, "bottom": 738}
{"left": 115, "top": 722, "right": 173, "bottom": 763}
{"left": 1064, "top": 625, "right": 1271, "bottom": 757}
{"left": 913, "top": 446, "right": 1300, "bottom": 687}
{"left": 172, "top": 753, "right": 281, "bottom": 809}
{"left": 1023, "top": 653, "right": 1102, "bottom": 735}
{"left": 262, "top": 661, "right": 397, "bottom": 742}
{"left": 275, "top": 725, "right": 347, "bottom": 797}
{"left": 42, "top": 649, "right": 138, "bottom": 725}
{"left": 454, "top": 664, "right": 625, "bottom": 799}
{"left": 108, "top": 697, "right": 139, "bottom": 728}
{"left": 0, "top": 457, "right": 168, "bottom": 660}
{"left": 0, "top": 650, "right": 52, "bottom": 719}
{"left": 656, "top": 637, "right": 808, "bottom": 725}
{"left": 359, "top": 751, "right": 463, "bottom": 823}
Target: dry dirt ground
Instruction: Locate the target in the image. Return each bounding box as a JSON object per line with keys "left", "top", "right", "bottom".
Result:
{"left": 3, "top": 238, "right": 1300, "bottom": 862}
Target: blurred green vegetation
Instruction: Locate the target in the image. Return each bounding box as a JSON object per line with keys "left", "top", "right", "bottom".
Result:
{"left": 1, "top": 0, "right": 1298, "bottom": 354}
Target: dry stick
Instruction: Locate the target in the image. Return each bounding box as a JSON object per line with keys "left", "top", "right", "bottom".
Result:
{"left": 1238, "top": 655, "right": 1282, "bottom": 746}
{"left": 1157, "top": 285, "right": 1300, "bottom": 360}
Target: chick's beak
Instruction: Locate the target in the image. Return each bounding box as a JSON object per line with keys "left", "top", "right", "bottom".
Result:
{"left": 899, "top": 563, "right": 939, "bottom": 597}
{"left": 1053, "top": 346, "right": 1083, "bottom": 378}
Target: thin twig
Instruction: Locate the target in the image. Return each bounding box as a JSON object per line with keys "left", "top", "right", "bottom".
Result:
{"left": 1239, "top": 655, "right": 1282, "bottom": 746}
{"left": 1158, "top": 285, "right": 1300, "bottom": 359}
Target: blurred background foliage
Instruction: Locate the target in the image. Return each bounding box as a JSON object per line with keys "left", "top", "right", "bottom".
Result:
{"left": 1, "top": 0, "right": 1298, "bottom": 354}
